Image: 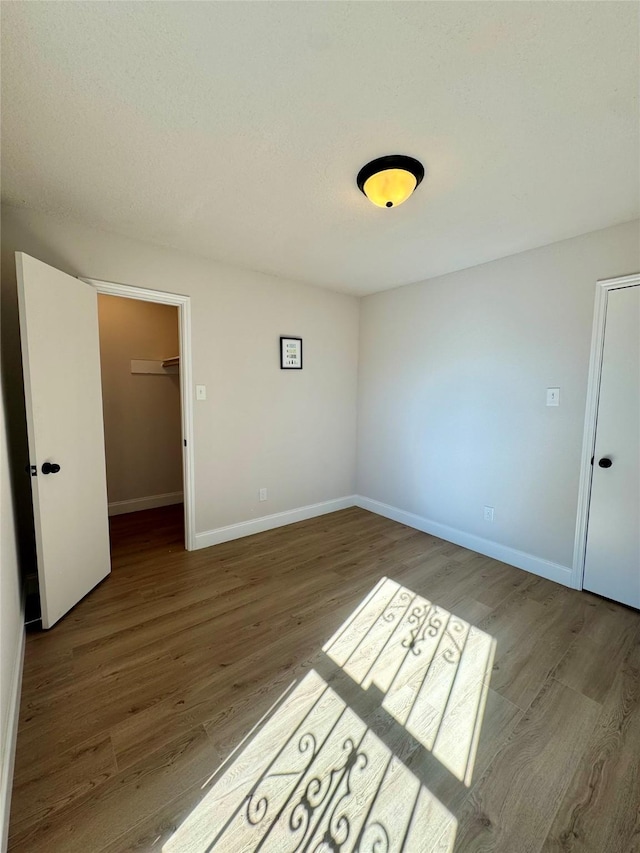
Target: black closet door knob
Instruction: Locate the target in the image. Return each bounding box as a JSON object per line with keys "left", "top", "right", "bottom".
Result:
{"left": 42, "top": 462, "right": 61, "bottom": 474}
{"left": 598, "top": 457, "right": 613, "bottom": 469}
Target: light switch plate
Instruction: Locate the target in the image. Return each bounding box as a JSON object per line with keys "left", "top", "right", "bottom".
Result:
{"left": 546, "top": 387, "right": 560, "bottom": 407}
{"left": 196, "top": 385, "right": 207, "bottom": 401}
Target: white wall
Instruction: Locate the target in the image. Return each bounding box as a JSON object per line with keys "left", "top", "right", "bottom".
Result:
{"left": 0, "top": 367, "right": 23, "bottom": 846}
{"left": 357, "top": 221, "right": 639, "bottom": 572}
{"left": 1, "top": 205, "right": 359, "bottom": 539}
{"left": 98, "top": 295, "right": 182, "bottom": 510}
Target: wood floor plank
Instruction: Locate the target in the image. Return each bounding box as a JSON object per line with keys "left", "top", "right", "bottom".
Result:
{"left": 13, "top": 651, "right": 180, "bottom": 775}
{"left": 454, "top": 679, "right": 602, "bottom": 853}
{"left": 406, "top": 685, "right": 522, "bottom": 810}
{"left": 477, "top": 579, "right": 591, "bottom": 710}
{"left": 96, "top": 776, "right": 215, "bottom": 853}
{"left": 8, "top": 505, "right": 640, "bottom": 853}
{"left": 553, "top": 596, "right": 640, "bottom": 705}
{"left": 9, "top": 732, "right": 117, "bottom": 838}
{"left": 18, "top": 648, "right": 73, "bottom": 697}
{"left": 542, "top": 631, "right": 640, "bottom": 853}
{"left": 9, "top": 726, "right": 219, "bottom": 853}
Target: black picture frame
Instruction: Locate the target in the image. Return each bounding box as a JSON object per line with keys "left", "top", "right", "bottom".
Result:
{"left": 280, "top": 336, "right": 303, "bottom": 369}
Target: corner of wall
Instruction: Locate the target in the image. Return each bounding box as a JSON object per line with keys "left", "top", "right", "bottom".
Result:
{"left": 355, "top": 495, "right": 574, "bottom": 588}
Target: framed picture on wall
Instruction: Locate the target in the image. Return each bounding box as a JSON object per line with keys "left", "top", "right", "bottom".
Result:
{"left": 280, "top": 336, "right": 303, "bottom": 369}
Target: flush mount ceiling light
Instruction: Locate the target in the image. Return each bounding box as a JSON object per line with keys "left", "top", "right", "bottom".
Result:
{"left": 357, "top": 154, "right": 424, "bottom": 209}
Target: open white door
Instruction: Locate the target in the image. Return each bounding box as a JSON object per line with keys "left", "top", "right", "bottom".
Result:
{"left": 17, "top": 253, "right": 111, "bottom": 628}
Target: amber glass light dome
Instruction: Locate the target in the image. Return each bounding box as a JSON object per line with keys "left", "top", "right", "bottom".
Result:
{"left": 357, "top": 155, "right": 424, "bottom": 208}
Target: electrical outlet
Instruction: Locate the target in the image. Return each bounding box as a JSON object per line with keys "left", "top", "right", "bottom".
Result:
{"left": 259, "top": 488, "right": 267, "bottom": 502}
{"left": 483, "top": 506, "right": 495, "bottom": 522}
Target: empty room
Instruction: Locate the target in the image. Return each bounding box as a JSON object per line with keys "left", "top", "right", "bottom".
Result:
{"left": 0, "top": 2, "right": 639, "bottom": 852}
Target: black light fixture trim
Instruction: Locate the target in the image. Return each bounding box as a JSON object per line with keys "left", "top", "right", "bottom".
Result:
{"left": 356, "top": 154, "right": 425, "bottom": 207}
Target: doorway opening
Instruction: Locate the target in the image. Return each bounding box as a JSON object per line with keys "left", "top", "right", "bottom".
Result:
{"left": 84, "top": 278, "right": 196, "bottom": 552}
{"left": 97, "top": 293, "right": 185, "bottom": 553}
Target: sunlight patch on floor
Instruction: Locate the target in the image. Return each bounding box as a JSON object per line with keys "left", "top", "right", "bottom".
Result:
{"left": 165, "top": 670, "right": 457, "bottom": 852}
{"left": 164, "top": 577, "right": 495, "bottom": 852}
{"left": 323, "top": 577, "right": 496, "bottom": 784}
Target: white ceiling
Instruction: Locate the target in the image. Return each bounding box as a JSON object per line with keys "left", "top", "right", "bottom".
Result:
{"left": 1, "top": 2, "right": 638, "bottom": 296}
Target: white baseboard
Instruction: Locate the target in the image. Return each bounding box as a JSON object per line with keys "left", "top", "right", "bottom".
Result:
{"left": 194, "top": 496, "right": 357, "bottom": 549}
{"left": 1, "top": 618, "right": 25, "bottom": 853}
{"left": 108, "top": 491, "right": 183, "bottom": 517}
{"left": 355, "top": 495, "right": 574, "bottom": 588}
{"left": 192, "top": 492, "right": 573, "bottom": 589}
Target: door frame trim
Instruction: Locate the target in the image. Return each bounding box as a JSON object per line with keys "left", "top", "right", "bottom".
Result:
{"left": 572, "top": 272, "right": 640, "bottom": 589}
{"left": 80, "top": 278, "right": 196, "bottom": 551}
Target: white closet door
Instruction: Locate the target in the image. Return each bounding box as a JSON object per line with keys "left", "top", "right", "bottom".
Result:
{"left": 583, "top": 284, "right": 639, "bottom": 608}
{"left": 17, "top": 252, "right": 111, "bottom": 628}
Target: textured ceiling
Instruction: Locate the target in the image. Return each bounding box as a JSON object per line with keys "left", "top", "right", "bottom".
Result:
{"left": 1, "top": 2, "right": 638, "bottom": 295}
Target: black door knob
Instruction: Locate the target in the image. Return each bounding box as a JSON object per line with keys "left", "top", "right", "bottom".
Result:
{"left": 41, "top": 462, "right": 61, "bottom": 475}
{"left": 598, "top": 457, "right": 613, "bottom": 469}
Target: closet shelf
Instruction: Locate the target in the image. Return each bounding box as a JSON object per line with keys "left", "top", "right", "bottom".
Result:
{"left": 131, "top": 358, "right": 179, "bottom": 375}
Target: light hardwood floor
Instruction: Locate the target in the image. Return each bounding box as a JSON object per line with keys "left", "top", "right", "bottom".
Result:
{"left": 8, "top": 506, "right": 640, "bottom": 852}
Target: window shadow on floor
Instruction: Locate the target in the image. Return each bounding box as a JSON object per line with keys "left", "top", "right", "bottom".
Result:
{"left": 164, "top": 577, "right": 496, "bottom": 852}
